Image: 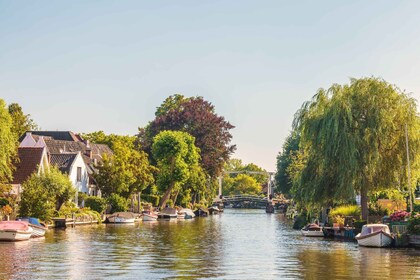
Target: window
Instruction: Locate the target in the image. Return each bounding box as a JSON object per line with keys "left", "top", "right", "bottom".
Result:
{"left": 77, "top": 167, "right": 82, "bottom": 182}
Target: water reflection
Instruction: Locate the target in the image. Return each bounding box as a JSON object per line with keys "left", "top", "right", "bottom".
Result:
{"left": 0, "top": 210, "right": 419, "bottom": 279}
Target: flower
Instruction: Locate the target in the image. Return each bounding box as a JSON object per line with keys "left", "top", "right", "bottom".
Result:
{"left": 390, "top": 210, "right": 410, "bottom": 221}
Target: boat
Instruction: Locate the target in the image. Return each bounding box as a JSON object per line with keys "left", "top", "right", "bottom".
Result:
{"left": 0, "top": 221, "right": 33, "bottom": 241}
{"left": 355, "top": 224, "right": 393, "bottom": 247}
{"left": 301, "top": 223, "right": 324, "bottom": 237}
{"left": 208, "top": 206, "right": 220, "bottom": 215}
{"left": 157, "top": 207, "right": 177, "bottom": 219}
{"left": 18, "top": 217, "right": 48, "bottom": 238}
{"left": 177, "top": 208, "right": 195, "bottom": 219}
{"left": 194, "top": 207, "right": 209, "bottom": 217}
{"left": 107, "top": 212, "right": 136, "bottom": 223}
{"left": 142, "top": 210, "right": 159, "bottom": 222}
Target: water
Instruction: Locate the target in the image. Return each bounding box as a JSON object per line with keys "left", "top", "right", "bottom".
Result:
{"left": 1, "top": 209, "right": 419, "bottom": 279}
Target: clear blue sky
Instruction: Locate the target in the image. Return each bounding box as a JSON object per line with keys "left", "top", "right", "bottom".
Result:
{"left": 2, "top": 1, "right": 420, "bottom": 171}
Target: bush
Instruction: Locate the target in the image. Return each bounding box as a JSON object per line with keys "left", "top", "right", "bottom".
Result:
{"left": 107, "top": 194, "right": 128, "bottom": 213}
{"left": 141, "top": 194, "right": 160, "bottom": 206}
{"left": 408, "top": 213, "right": 420, "bottom": 234}
{"left": 78, "top": 192, "right": 88, "bottom": 206}
{"left": 330, "top": 205, "right": 361, "bottom": 218}
{"left": 390, "top": 210, "right": 410, "bottom": 222}
{"left": 85, "top": 196, "right": 107, "bottom": 213}
{"left": 293, "top": 214, "right": 308, "bottom": 230}
{"left": 0, "top": 197, "right": 9, "bottom": 207}
{"left": 354, "top": 220, "right": 367, "bottom": 230}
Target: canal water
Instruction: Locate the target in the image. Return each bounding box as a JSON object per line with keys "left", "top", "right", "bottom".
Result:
{"left": 1, "top": 209, "right": 420, "bottom": 279}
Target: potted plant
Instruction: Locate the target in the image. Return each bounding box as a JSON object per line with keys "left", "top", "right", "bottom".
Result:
{"left": 407, "top": 213, "right": 420, "bottom": 247}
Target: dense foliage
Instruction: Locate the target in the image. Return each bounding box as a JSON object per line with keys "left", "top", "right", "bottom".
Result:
{"left": 19, "top": 166, "right": 76, "bottom": 222}
{"left": 288, "top": 77, "right": 420, "bottom": 219}
{"left": 8, "top": 103, "right": 38, "bottom": 140}
{"left": 84, "top": 196, "right": 107, "bottom": 213}
{"left": 152, "top": 130, "right": 203, "bottom": 208}
{"left": 0, "top": 99, "right": 17, "bottom": 186}
{"left": 275, "top": 132, "right": 299, "bottom": 197}
{"left": 107, "top": 193, "right": 129, "bottom": 213}
{"left": 139, "top": 94, "right": 235, "bottom": 178}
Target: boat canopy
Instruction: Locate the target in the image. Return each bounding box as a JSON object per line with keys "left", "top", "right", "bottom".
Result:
{"left": 109, "top": 212, "right": 136, "bottom": 218}
{"left": 361, "top": 224, "right": 390, "bottom": 235}
{"left": 178, "top": 208, "right": 195, "bottom": 217}
{"left": 160, "top": 207, "right": 177, "bottom": 215}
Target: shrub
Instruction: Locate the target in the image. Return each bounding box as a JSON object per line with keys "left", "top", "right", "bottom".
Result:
{"left": 390, "top": 210, "right": 410, "bottom": 222}
{"left": 293, "top": 214, "right": 308, "bottom": 230}
{"left": 141, "top": 194, "right": 160, "bottom": 206}
{"left": 407, "top": 213, "right": 420, "bottom": 234}
{"left": 107, "top": 194, "right": 128, "bottom": 213}
{"left": 85, "top": 196, "right": 107, "bottom": 213}
{"left": 0, "top": 197, "right": 9, "bottom": 207}
{"left": 329, "top": 205, "right": 361, "bottom": 222}
{"left": 354, "top": 220, "right": 367, "bottom": 229}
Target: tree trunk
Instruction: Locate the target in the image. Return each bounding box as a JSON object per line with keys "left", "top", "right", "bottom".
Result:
{"left": 361, "top": 185, "right": 368, "bottom": 221}
{"left": 159, "top": 182, "right": 175, "bottom": 209}
{"left": 171, "top": 190, "right": 180, "bottom": 206}
{"left": 138, "top": 192, "right": 141, "bottom": 213}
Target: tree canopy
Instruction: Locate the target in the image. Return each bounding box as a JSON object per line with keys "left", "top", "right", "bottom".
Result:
{"left": 139, "top": 94, "right": 236, "bottom": 178}
{"left": 289, "top": 77, "right": 420, "bottom": 219}
{"left": 152, "top": 130, "right": 202, "bottom": 208}
{"left": 19, "top": 166, "right": 75, "bottom": 221}
{"left": 0, "top": 99, "right": 17, "bottom": 185}
{"left": 8, "top": 103, "right": 38, "bottom": 140}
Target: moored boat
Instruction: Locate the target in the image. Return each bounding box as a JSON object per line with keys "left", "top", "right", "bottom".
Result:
{"left": 18, "top": 217, "right": 47, "bottom": 238}
{"left": 142, "top": 211, "right": 158, "bottom": 221}
{"left": 208, "top": 206, "right": 220, "bottom": 215}
{"left": 108, "top": 212, "right": 136, "bottom": 223}
{"left": 158, "top": 207, "right": 177, "bottom": 219}
{"left": 194, "top": 207, "right": 209, "bottom": 217}
{"left": 177, "top": 208, "right": 195, "bottom": 219}
{"left": 301, "top": 223, "right": 324, "bottom": 237}
{"left": 0, "top": 221, "right": 33, "bottom": 241}
{"left": 355, "top": 224, "right": 393, "bottom": 247}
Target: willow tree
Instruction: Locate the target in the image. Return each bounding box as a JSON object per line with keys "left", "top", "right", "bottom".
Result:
{"left": 292, "top": 77, "right": 420, "bottom": 220}
{"left": 152, "top": 130, "right": 201, "bottom": 208}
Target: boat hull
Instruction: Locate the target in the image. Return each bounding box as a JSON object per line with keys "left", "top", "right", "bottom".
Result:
{"left": 157, "top": 214, "right": 177, "bottom": 219}
{"left": 356, "top": 231, "right": 393, "bottom": 247}
{"left": 301, "top": 229, "right": 324, "bottom": 237}
{"left": 108, "top": 217, "right": 135, "bottom": 223}
{"left": 29, "top": 224, "right": 47, "bottom": 238}
{"left": 0, "top": 229, "right": 33, "bottom": 241}
{"left": 142, "top": 214, "right": 158, "bottom": 221}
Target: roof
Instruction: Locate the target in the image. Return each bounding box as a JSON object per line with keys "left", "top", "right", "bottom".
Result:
{"left": 50, "top": 153, "right": 78, "bottom": 174}
{"left": 21, "top": 131, "right": 79, "bottom": 142}
{"left": 44, "top": 139, "right": 112, "bottom": 165}
{"left": 11, "top": 147, "right": 45, "bottom": 184}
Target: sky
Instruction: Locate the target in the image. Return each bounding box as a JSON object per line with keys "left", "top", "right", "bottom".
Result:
{"left": 2, "top": 1, "right": 420, "bottom": 171}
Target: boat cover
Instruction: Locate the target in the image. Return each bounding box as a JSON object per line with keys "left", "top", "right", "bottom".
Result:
{"left": 0, "top": 221, "right": 29, "bottom": 230}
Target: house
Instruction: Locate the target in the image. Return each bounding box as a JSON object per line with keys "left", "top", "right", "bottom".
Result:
{"left": 50, "top": 152, "right": 89, "bottom": 201}
{"left": 19, "top": 132, "right": 113, "bottom": 198}
{"left": 10, "top": 147, "right": 49, "bottom": 200}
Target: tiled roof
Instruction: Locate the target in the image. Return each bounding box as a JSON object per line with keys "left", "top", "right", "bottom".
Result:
{"left": 11, "top": 147, "right": 44, "bottom": 184}
{"left": 21, "top": 131, "right": 79, "bottom": 142}
{"left": 50, "top": 153, "right": 78, "bottom": 174}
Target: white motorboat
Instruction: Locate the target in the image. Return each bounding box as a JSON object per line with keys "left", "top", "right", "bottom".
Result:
{"left": 0, "top": 221, "right": 33, "bottom": 241}
{"left": 108, "top": 212, "right": 136, "bottom": 223}
{"left": 142, "top": 211, "right": 158, "bottom": 221}
{"left": 356, "top": 224, "right": 393, "bottom": 247}
{"left": 157, "top": 207, "right": 177, "bottom": 219}
{"left": 301, "top": 223, "right": 324, "bottom": 237}
{"left": 177, "top": 208, "right": 195, "bottom": 219}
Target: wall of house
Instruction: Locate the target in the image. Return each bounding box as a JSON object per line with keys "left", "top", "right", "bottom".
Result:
{"left": 69, "top": 153, "right": 89, "bottom": 194}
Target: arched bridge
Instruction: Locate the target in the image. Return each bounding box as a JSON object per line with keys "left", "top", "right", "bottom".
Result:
{"left": 221, "top": 195, "right": 269, "bottom": 208}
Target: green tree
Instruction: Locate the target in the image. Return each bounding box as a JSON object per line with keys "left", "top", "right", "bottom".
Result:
{"left": 152, "top": 130, "right": 201, "bottom": 208}
{"left": 139, "top": 94, "right": 235, "bottom": 178}
{"left": 107, "top": 193, "right": 129, "bottom": 213}
{"left": 19, "top": 166, "right": 75, "bottom": 221}
{"left": 94, "top": 137, "right": 156, "bottom": 198}
{"left": 0, "top": 99, "right": 17, "bottom": 185}
{"left": 292, "top": 77, "right": 420, "bottom": 220}
{"left": 224, "top": 174, "right": 261, "bottom": 195}
{"left": 275, "top": 131, "right": 300, "bottom": 197}
{"left": 84, "top": 196, "right": 107, "bottom": 213}
{"left": 8, "top": 103, "right": 38, "bottom": 139}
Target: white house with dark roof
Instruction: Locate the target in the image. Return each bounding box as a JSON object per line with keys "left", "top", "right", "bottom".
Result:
{"left": 50, "top": 152, "right": 89, "bottom": 204}
{"left": 19, "top": 131, "right": 111, "bottom": 199}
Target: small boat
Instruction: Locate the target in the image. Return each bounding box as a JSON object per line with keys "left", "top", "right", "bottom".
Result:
{"left": 158, "top": 207, "right": 177, "bottom": 219}
{"left": 0, "top": 221, "right": 33, "bottom": 241}
{"left": 356, "top": 224, "right": 393, "bottom": 247}
{"left": 18, "top": 217, "right": 48, "bottom": 238}
{"left": 208, "top": 206, "right": 220, "bottom": 215}
{"left": 108, "top": 212, "right": 136, "bottom": 223}
{"left": 301, "top": 223, "right": 324, "bottom": 237}
{"left": 194, "top": 207, "right": 209, "bottom": 217}
{"left": 142, "top": 210, "right": 159, "bottom": 222}
{"left": 177, "top": 208, "right": 195, "bottom": 219}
